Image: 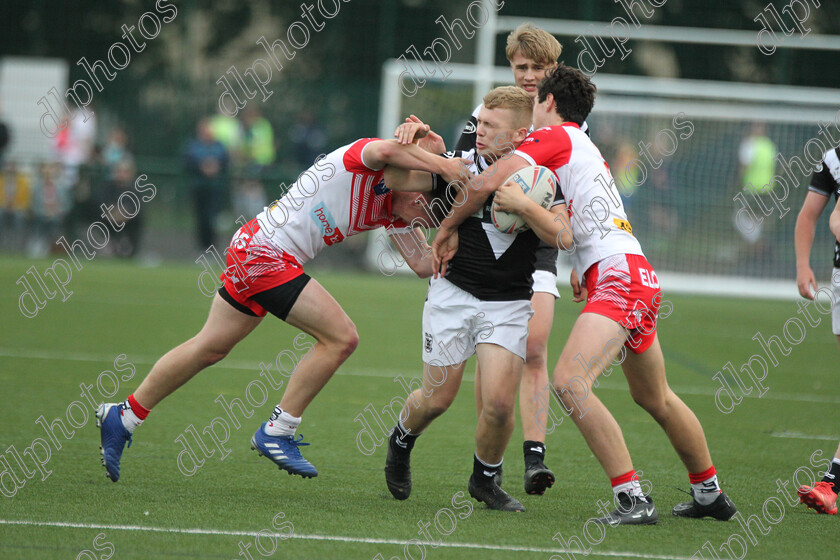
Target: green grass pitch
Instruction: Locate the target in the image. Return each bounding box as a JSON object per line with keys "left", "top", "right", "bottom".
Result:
{"left": 0, "top": 255, "right": 838, "bottom": 559}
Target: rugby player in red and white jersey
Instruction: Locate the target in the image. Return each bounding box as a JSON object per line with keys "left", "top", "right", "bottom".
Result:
{"left": 433, "top": 65, "right": 738, "bottom": 524}
{"left": 96, "top": 137, "right": 465, "bottom": 482}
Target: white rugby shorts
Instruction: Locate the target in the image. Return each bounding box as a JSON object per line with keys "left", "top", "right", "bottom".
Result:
{"left": 421, "top": 277, "right": 533, "bottom": 366}
{"left": 532, "top": 269, "right": 560, "bottom": 299}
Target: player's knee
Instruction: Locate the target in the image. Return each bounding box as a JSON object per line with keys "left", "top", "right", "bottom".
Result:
{"left": 481, "top": 396, "right": 515, "bottom": 425}
{"left": 553, "top": 380, "right": 584, "bottom": 410}
{"left": 332, "top": 322, "right": 359, "bottom": 361}
{"left": 524, "top": 341, "right": 548, "bottom": 371}
{"left": 426, "top": 399, "right": 452, "bottom": 419}
{"left": 198, "top": 346, "right": 230, "bottom": 368}
{"left": 632, "top": 391, "right": 667, "bottom": 418}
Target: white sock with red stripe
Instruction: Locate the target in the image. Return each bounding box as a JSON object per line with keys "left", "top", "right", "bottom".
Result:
{"left": 610, "top": 469, "right": 647, "bottom": 501}
{"left": 264, "top": 406, "right": 300, "bottom": 436}
{"left": 689, "top": 466, "right": 721, "bottom": 506}
{"left": 120, "top": 394, "right": 150, "bottom": 433}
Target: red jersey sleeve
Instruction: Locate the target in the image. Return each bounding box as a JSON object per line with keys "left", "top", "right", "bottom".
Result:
{"left": 343, "top": 137, "right": 383, "bottom": 174}
{"left": 513, "top": 126, "right": 572, "bottom": 170}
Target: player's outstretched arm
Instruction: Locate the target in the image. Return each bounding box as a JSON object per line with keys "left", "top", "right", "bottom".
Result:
{"left": 794, "top": 191, "right": 830, "bottom": 299}
{"left": 493, "top": 180, "right": 574, "bottom": 250}
{"left": 383, "top": 166, "right": 434, "bottom": 192}
{"left": 437, "top": 153, "right": 530, "bottom": 234}
{"left": 390, "top": 226, "right": 434, "bottom": 278}
{"left": 830, "top": 198, "right": 840, "bottom": 243}
{"left": 362, "top": 140, "right": 463, "bottom": 181}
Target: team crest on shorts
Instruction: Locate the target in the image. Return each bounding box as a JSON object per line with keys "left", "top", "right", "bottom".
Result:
{"left": 424, "top": 333, "right": 433, "bottom": 353}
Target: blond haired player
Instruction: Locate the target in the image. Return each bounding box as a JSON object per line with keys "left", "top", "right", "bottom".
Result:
{"left": 383, "top": 86, "right": 573, "bottom": 511}
{"left": 453, "top": 23, "right": 584, "bottom": 495}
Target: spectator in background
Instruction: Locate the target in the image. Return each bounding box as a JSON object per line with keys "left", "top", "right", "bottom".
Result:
{"left": 0, "top": 101, "right": 11, "bottom": 167}
{"left": 209, "top": 110, "right": 243, "bottom": 165}
{"left": 233, "top": 107, "right": 272, "bottom": 221}
{"left": 103, "top": 128, "right": 130, "bottom": 179}
{"left": 242, "top": 106, "right": 275, "bottom": 172}
{"left": 734, "top": 122, "right": 777, "bottom": 252}
{"left": 0, "top": 161, "right": 32, "bottom": 251}
{"left": 30, "top": 161, "right": 66, "bottom": 256}
{"left": 290, "top": 109, "right": 326, "bottom": 168}
{"left": 612, "top": 141, "right": 642, "bottom": 219}
{"left": 54, "top": 106, "right": 97, "bottom": 189}
{"left": 103, "top": 157, "right": 143, "bottom": 258}
{"left": 184, "top": 118, "right": 228, "bottom": 250}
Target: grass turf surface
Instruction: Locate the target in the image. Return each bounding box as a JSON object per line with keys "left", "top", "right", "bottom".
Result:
{"left": 0, "top": 255, "right": 838, "bottom": 559}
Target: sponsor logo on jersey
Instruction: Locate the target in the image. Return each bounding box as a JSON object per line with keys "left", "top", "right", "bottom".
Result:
{"left": 310, "top": 203, "right": 345, "bottom": 246}
{"left": 639, "top": 268, "right": 659, "bottom": 289}
{"left": 373, "top": 179, "right": 390, "bottom": 196}
{"left": 424, "top": 333, "right": 433, "bottom": 353}
{"left": 463, "top": 120, "right": 476, "bottom": 135}
{"left": 614, "top": 218, "right": 633, "bottom": 235}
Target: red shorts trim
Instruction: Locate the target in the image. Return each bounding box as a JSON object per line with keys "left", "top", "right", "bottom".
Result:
{"left": 220, "top": 219, "right": 305, "bottom": 317}
{"left": 581, "top": 254, "right": 661, "bottom": 354}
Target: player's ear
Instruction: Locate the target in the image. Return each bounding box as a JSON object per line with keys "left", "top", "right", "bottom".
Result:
{"left": 513, "top": 127, "right": 529, "bottom": 143}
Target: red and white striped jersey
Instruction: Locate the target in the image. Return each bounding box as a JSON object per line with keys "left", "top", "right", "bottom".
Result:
{"left": 514, "top": 123, "right": 644, "bottom": 276}
{"left": 253, "top": 138, "right": 407, "bottom": 264}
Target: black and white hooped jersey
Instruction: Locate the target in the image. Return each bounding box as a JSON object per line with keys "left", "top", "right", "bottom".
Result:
{"left": 431, "top": 149, "right": 565, "bottom": 301}
{"left": 808, "top": 145, "right": 840, "bottom": 268}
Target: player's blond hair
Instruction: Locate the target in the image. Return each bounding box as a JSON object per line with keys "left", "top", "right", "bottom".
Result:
{"left": 483, "top": 86, "right": 533, "bottom": 130}
{"left": 505, "top": 23, "right": 562, "bottom": 65}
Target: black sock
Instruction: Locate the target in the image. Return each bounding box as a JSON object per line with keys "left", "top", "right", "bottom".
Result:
{"left": 390, "top": 422, "right": 418, "bottom": 453}
{"left": 473, "top": 454, "right": 502, "bottom": 483}
{"left": 821, "top": 459, "right": 840, "bottom": 489}
{"left": 523, "top": 440, "right": 546, "bottom": 466}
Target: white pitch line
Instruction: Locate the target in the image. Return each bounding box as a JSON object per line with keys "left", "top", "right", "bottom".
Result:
{"left": 0, "top": 519, "right": 690, "bottom": 560}
{"left": 770, "top": 431, "right": 840, "bottom": 441}
{"left": 2, "top": 347, "right": 839, "bottom": 405}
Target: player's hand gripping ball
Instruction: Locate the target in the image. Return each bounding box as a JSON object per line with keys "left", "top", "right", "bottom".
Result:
{"left": 491, "top": 165, "right": 556, "bottom": 234}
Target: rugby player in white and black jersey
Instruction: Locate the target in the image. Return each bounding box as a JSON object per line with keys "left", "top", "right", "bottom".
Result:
{"left": 382, "top": 86, "right": 573, "bottom": 511}
{"left": 794, "top": 144, "right": 840, "bottom": 515}
{"left": 450, "top": 24, "right": 579, "bottom": 495}
{"left": 433, "top": 65, "right": 738, "bottom": 524}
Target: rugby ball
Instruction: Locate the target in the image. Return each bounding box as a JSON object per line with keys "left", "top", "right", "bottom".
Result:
{"left": 491, "top": 165, "right": 557, "bottom": 234}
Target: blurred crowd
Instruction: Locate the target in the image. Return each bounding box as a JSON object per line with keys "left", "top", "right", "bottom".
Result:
{"left": 0, "top": 102, "right": 328, "bottom": 257}
{"left": 0, "top": 107, "right": 145, "bottom": 258}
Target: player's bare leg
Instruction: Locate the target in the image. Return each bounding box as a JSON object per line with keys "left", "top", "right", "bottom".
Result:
{"left": 98, "top": 293, "right": 263, "bottom": 481}
{"left": 622, "top": 334, "right": 737, "bottom": 520}
{"left": 551, "top": 312, "right": 659, "bottom": 523}
{"left": 474, "top": 343, "right": 522, "bottom": 464}
{"left": 520, "top": 291, "right": 556, "bottom": 494}
{"left": 385, "top": 362, "right": 466, "bottom": 499}
{"left": 469, "top": 343, "right": 525, "bottom": 511}
{"left": 249, "top": 278, "right": 359, "bottom": 478}
{"left": 278, "top": 279, "right": 359, "bottom": 416}
{"left": 133, "top": 293, "right": 263, "bottom": 408}
{"left": 552, "top": 313, "right": 634, "bottom": 479}
{"left": 472, "top": 292, "right": 556, "bottom": 492}
{"left": 621, "top": 335, "right": 711, "bottom": 473}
